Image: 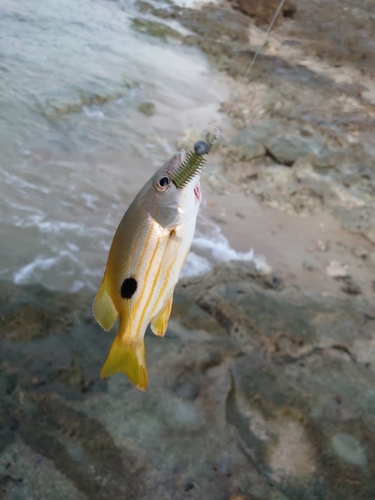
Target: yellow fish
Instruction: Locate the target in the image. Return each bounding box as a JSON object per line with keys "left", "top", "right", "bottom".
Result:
{"left": 93, "top": 141, "right": 211, "bottom": 390}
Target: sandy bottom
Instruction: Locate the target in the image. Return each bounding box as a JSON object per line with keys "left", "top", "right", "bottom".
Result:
{"left": 202, "top": 180, "right": 375, "bottom": 303}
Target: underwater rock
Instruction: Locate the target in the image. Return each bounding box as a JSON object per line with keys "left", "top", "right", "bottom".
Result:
{"left": 138, "top": 101, "right": 156, "bottom": 116}
{"left": 131, "top": 18, "right": 182, "bottom": 40}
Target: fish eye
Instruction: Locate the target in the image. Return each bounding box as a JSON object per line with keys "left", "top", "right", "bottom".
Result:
{"left": 156, "top": 174, "right": 170, "bottom": 191}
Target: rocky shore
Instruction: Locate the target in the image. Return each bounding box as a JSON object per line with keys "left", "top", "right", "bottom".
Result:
{"left": 1, "top": 261, "right": 375, "bottom": 500}
{"left": 136, "top": 0, "right": 375, "bottom": 292}
{"left": 130, "top": 0, "right": 375, "bottom": 303}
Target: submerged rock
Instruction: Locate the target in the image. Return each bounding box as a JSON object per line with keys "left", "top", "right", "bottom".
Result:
{"left": 131, "top": 18, "right": 182, "bottom": 40}
{"left": 138, "top": 102, "right": 156, "bottom": 116}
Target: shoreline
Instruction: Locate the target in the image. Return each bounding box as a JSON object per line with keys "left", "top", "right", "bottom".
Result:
{"left": 202, "top": 181, "right": 375, "bottom": 303}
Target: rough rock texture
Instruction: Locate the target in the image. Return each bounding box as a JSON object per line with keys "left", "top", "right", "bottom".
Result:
{"left": 219, "top": 122, "right": 375, "bottom": 239}
{"left": 223, "top": 142, "right": 375, "bottom": 226}
{"left": 133, "top": 0, "right": 375, "bottom": 244}
{"left": 233, "top": 0, "right": 297, "bottom": 26}
{"left": 1, "top": 262, "right": 374, "bottom": 499}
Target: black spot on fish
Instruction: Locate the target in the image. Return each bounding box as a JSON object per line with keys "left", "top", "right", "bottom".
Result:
{"left": 120, "top": 277, "right": 137, "bottom": 299}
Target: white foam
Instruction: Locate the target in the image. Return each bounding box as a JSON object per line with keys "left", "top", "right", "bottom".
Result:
{"left": 180, "top": 252, "right": 211, "bottom": 278}
{"left": 36, "top": 220, "right": 109, "bottom": 236}
{"left": 13, "top": 250, "right": 98, "bottom": 292}
{"left": 71, "top": 280, "right": 85, "bottom": 293}
{"left": 182, "top": 217, "right": 254, "bottom": 277}
{"left": 192, "top": 236, "right": 254, "bottom": 263}
{"left": 173, "top": 0, "right": 219, "bottom": 8}
{"left": 9, "top": 209, "right": 257, "bottom": 291}
{"left": 0, "top": 167, "right": 50, "bottom": 194}
{"left": 14, "top": 255, "right": 62, "bottom": 285}
{"left": 82, "top": 106, "right": 105, "bottom": 119}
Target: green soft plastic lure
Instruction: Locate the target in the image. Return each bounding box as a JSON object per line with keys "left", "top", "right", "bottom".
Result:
{"left": 171, "top": 131, "right": 219, "bottom": 189}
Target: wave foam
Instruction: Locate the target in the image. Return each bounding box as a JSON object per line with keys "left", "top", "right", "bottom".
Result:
{"left": 10, "top": 214, "right": 259, "bottom": 291}
{"left": 181, "top": 217, "right": 254, "bottom": 278}
{"left": 13, "top": 250, "right": 98, "bottom": 292}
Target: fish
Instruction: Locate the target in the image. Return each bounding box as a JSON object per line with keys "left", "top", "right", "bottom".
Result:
{"left": 93, "top": 140, "right": 213, "bottom": 391}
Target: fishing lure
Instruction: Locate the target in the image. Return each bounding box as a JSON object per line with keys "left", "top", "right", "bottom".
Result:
{"left": 171, "top": 133, "right": 218, "bottom": 189}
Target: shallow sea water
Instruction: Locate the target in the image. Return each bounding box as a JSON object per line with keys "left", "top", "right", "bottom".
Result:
{"left": 0, "top": 0, "right": 255, "bottom": 293}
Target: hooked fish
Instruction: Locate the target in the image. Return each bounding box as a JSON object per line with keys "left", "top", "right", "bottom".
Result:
{"left": 93, "top": 139, "right": 215, "bottom": 391}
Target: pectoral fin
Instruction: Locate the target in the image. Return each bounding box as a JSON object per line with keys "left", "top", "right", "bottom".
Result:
{"left": 151, "top": 295, "right": 173, "bottom": 337}
{"left": 100, "top": 337, "right": 148, "bottom": 391}
{"left": 93, "top": 280, "right": 118, "bottom": 331}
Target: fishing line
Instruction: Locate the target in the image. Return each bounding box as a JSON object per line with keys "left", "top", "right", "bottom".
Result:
{"left": 179, "top": 0, "right": 288, "bottom": 176}
{"left": 242, "top": 0, "right": 288, "bottom": 83}
{"left": 225, "top": 0, "right": 288, "bottom": 119}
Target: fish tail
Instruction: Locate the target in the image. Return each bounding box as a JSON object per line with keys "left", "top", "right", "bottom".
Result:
{"left": 100, "top": 334, "right": 148, "bottom": 391}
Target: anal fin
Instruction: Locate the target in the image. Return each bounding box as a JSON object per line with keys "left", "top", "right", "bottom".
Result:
{"left": 100, "top": 337, "right": 148, "bottom": 391}
{"left": 93, "top": 281, "right": 118, "bottom": 331}
{"left": 151, "top": 295, "right": 173, "bottom": 337}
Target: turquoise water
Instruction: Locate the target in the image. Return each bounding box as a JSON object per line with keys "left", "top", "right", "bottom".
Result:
{"left": 0, "top": 0, "right": 230, "bottom": 291}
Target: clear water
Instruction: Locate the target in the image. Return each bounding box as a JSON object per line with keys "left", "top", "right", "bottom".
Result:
{"left": 0, "top": 0, "right": 251, "bottom": 293}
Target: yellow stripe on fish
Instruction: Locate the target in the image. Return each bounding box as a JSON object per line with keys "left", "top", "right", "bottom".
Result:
{"left": 93, "top": 148, "right": 204, "bottom": 391}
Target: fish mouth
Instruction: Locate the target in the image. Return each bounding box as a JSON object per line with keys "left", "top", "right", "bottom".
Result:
{"left": 171, "top": 148, "right": 206, "bottom": 190}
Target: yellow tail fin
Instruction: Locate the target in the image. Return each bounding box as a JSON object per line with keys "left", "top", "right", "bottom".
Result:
{"left": 100, "top": 336, "right": 148, "bottom": 391}
{"left": 93, "top": 280, "right": 118, "bottom": 331}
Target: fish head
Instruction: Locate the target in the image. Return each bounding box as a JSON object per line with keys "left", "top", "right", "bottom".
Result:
{"left": 143, "top": 150, "right": 202, "bottom": 228}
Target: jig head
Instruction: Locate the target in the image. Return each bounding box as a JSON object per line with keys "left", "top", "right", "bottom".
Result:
{"left": 171, "top": 128, "right": 220, "bottom": 189}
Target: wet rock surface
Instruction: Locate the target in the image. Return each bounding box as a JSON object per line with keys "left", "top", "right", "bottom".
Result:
{"left": 1, "top": 263, "right": 375, "bottom": 499}
{"left": 233, "top": 0, "right": 297, "bottom": 26}
{"left": 132, "top": 0, "right": 375, "bottom": 245}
